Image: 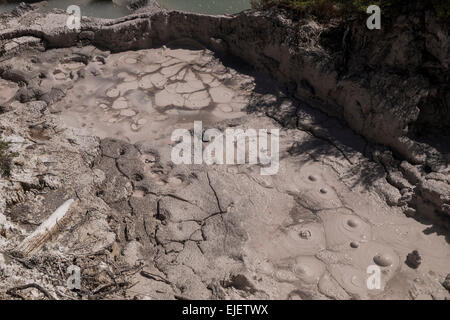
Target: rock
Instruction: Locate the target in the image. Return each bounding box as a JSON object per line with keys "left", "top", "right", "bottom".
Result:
{"left": 443, "top": 274, "right": 450, "bottom": 292}
{"left": 406, "top": 250, "right": 422, "bottom": 269}
{"left": 122, "top": 240, "right": 143, "bottom": 265}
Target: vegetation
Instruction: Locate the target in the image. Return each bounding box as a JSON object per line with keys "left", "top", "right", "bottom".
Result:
{"left": 0, "top": 139, "right": 17, "bottom": 177}
{"left": 251, "top": 0, "right": 450, "bottom": 21}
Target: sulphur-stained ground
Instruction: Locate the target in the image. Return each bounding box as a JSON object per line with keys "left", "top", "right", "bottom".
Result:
{"left": 0, "top": 43, "right": 449, "bottom": 299}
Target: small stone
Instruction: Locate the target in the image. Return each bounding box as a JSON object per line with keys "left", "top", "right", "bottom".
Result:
{"left": 406, "top": 250, "right": 421, "bottom": 269}
{"left": 442, "top": 274, "right": 450, "bottom": 292}
{"left": 350, "top": 241, "right": 359, "bottom": 248}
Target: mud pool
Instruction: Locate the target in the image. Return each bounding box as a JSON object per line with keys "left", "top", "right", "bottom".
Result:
{"left": 1, "top": 44, "right": 448, "bottom": 300}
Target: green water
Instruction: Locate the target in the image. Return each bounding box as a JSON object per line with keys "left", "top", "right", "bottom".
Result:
{"left": 157, "top": 0, "right": 251, "bottom": 15}
{"left": 0, "top": 0, "right": 251, "bottom": 18}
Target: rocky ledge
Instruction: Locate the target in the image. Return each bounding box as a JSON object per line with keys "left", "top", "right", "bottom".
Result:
{"left": 0, "top": 3, "right": 448, "bottom": 300}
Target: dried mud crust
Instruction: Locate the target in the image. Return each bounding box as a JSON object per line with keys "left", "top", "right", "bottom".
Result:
{"left": 0, "top": 6, "right": 449, "bottom": 300}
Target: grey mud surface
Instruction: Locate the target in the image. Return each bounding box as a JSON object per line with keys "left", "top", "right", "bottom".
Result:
{"left": 0, "top": 5, "right": 448, "bottom": 300}
{"left": 0, "top": 44, "right": 448, "bottom": 300}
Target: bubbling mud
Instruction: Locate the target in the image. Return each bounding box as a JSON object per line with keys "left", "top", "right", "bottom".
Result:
{"left": 320, "top": 211, "right": 372, "bottom": 249}
{"left": 292, "top": 256, "right": 326, "bottom": 285}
